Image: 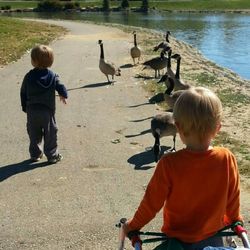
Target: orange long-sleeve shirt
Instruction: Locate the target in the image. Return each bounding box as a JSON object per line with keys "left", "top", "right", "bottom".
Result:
{"left": 128, "top": 146, "right": 242, "bottom": 243}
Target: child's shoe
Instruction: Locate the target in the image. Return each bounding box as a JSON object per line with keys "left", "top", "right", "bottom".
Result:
{"left": 48, "top": 154, "right": 63, "bottom": 164}
{"left": 30, "top": 153, "right": 43, "bottom": 162}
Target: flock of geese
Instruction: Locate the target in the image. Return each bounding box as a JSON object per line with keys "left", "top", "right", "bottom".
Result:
{"left": 98, "top": 31, "right": 193, "bottom": 162}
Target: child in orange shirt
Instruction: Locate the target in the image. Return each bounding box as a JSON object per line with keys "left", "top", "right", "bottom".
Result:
{"left": 123, "top": 87, "right": 243, "bottom": 249}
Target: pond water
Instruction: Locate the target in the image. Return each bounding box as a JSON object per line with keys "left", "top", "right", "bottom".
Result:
{"left": 2, "top": 11, "right": 250, "bottom": 80}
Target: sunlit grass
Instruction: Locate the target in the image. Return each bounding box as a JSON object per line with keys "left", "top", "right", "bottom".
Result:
{"left": 0, "top": 16, "right": 67, "bottom": 65}
{"left": 1, "top": 0, "right": 250, "bottom": 10}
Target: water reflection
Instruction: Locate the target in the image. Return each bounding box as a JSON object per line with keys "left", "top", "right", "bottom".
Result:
{"left": 1, "top": 11, "right": 250, "bottom": 79}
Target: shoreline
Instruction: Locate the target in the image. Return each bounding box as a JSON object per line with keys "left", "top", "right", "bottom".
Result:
{"left": 1, "top": 7, "right": 250, "bottom": 14}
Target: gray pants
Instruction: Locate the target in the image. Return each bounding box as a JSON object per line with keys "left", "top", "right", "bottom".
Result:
{"left": 154, "top": 235, "right": 224, "bottom": 250}
{"left": 26, "top": 105, "right": 58, "bottom": 160}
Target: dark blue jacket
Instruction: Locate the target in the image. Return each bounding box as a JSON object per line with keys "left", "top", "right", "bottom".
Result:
{"left": 20, "top": 68, "right": 68, "bottom": 113}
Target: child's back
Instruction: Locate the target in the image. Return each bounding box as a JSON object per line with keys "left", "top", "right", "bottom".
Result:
{"left": 20, "top": 45, "right": 68, "bottom": 164}
{"left": 123, "top": 87, "right": 243, "bottom": 250}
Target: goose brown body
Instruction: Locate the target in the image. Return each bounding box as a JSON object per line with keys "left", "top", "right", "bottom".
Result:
{"left": 151, "top": 112, "right": 177, "bottom": 162}
{"left": 142, "top": 49, "right": 169, "bottom": 78}
{"left": 130, "top": 31, "right": 141, "bottom": 65}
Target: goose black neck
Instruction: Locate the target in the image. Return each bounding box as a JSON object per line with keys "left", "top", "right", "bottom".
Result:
{"left": 175, "top": 58, "right": 181, "bottom": 79}
{"left": 153, "top": 134, "right": 160, "bottom": 162}
{"left": 166, "top": 33, "right": 170, "bottom": 43}
{"left": 165, "top": 77, "right": 174, "bottom": 95}
{"left": 100, "top": 43, "right": 104, "bottom": 59}
{"left": 134, "top": 33, "right": 137, "bottom": 46}
{"left": 167, "top": 49, "right": 172, "bottom": 68}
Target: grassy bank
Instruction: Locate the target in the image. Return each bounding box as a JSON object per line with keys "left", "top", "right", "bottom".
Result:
{"left": 113, "top": 24, "right": 250, "bottom": 177}
{"left": 0, "top": 16, "right": 67, "bottom": 65}
{"left": 1, "top": 0, "right": 250, "bottom": 11}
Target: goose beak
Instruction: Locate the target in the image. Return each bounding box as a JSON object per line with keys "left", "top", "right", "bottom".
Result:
{"left": 157, "top": 75, "right": 168, "bottom": 83}
{"left": 153, "top": 46, "right": 158, "bottom": 51}
{"left": 171, "top": 53, "right": 181, "bottom": 59}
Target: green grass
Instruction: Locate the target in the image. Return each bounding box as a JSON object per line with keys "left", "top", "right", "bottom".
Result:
{"left": 0, "top": 1, "right": 37, "bottom": 9}
{"left": 150, "top": 0, "right": 250, "bottom": 11}
{"left": 213, "top": 131, "right": 250, "bottom": 176}
{"left": 0, "top": 16, "right": 67, "bottom": 65}
{"left": 186, "top": 72, "right": 217, "bottom": 87}
{"left": 217, "top": 88, "right": 250, "bottom": 108}
{"left": 1, "top": 0, "right": 250, "bottom": 10}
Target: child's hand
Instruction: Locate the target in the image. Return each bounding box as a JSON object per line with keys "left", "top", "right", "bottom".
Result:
{"left": 59, "top": 95, "right": 67, "bottom": 104}
{"left": 122, "top": 221, "right": 132, "bottom": 237}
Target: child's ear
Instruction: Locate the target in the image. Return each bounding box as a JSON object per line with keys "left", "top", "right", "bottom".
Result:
{"left": 216, "top": 122, "right": 221, "bottom": 133}
{"left": 175, "top": 122, "right": 181, "bottom": 132}
{"left": 213, "top": 122, "right": 221, "bottom": 138}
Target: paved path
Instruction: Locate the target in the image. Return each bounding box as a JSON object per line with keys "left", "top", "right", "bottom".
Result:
{"left": 0, "top": 20, "right": 181, "bottom": 250}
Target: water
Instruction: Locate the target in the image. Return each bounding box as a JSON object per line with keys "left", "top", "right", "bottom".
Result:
{"left": 2, "top": 10, "right": 250, "bottom": 80}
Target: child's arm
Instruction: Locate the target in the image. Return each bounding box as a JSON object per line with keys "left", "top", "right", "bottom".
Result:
{"left": 20, "top": 75, "right": 28, "bottom": 112}
{"left": 224, "top": 153, "right": 243, "bottom": 224}
{"left": 126, "top": 158, "right": 170, "bottom": 233}
{"left": 55, "top": 74, "right": 68, "bottom": 101}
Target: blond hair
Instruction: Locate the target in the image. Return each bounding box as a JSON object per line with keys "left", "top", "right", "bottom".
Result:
{"left": 173, "top": 87, "right": 223, "bottom": 141}
{"left": 31, "top": 45, "right": 54, "bottom": 68}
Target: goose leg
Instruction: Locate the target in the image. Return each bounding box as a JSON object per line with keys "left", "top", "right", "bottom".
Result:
{"left": 111, "top": 75, "right": 115, "bottom": 85}
{"left": 153, "top": 133, "right": 161, "bottom": 162}
{"left": 170, "top": 135, "right": 176, "bottom": 152}
{"left": 163, "top": 135, "right": 176, "bottom": 154}
{"left": 106, "top": 75, "right": 110, "bottom": 83}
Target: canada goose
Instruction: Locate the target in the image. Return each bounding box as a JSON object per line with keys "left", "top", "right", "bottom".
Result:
{"left": 151, "top": 112, "right": 177, "bottom": 162}
{"left": 170, "top": 53, "right": 191, "bottom": 90}
{"left": 142, "top": 47, "right": 170, "bottom": 78}
{"left": 98, "top": 40, "right": 121, "bottom": 83}
{"left": 157, "top": 76, "right": 185, "bottom": 110}
{"left": 130, "top": 31, "right": 141, "bottom": 65}
{"left": 153, "top": 31, "right": 171, "bottom": 52}
{"left": 148, "top": 77, "right": 174, "bottom": 104}
{"left": 158, "top": 51, "right": 191, "bottom": 91}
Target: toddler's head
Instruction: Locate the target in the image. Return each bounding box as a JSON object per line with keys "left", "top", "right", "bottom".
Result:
{"left": 173, "top": 87, "right": 223, "bottom": 143}
{"left": 31, "top": 45, "right": 54, "bottom": 69}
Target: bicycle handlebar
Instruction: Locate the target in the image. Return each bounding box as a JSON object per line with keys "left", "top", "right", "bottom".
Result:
{"left": 234, "top": 225, "right": 250, "bottom": 249}
{"left": 117, "top": 218, "right": 250, "bottom": 250}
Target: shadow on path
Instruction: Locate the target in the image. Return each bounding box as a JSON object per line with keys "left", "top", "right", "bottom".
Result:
{"left": 67, "top": 81, "right": 112, "bottom": 91}
{"left": 129, "top": 116, "right": 153, "bottom": 122}
{"left": 127, "top": 146, "right": 169, "bottom": 170}
{"left": 125, "top": 129, "right": 151, "bottom": 138}
{"left": 126, "top": 102, "right": 151, "bottom": 108}
{"left": 0, "top": 160, "right": 51, "bottom": 182}
{"left": 120, "top": 63, "right": 134, "bottom": 69}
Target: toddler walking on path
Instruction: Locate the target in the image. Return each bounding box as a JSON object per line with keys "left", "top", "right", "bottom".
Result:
{"left": 20, "top": 45, "right": 68, "bottom": 164}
